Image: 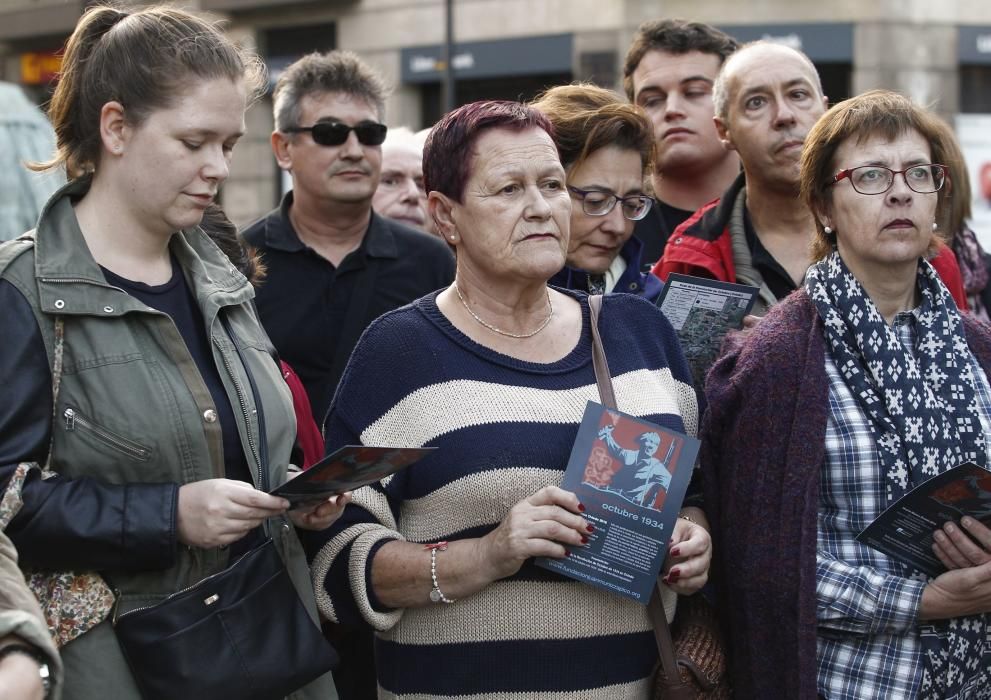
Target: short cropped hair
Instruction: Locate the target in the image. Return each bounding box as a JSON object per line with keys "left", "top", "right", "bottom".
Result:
{"left": 531, "top": 83, "right": 654, "bottom": 176}
{"left": 422, "top": 100, "right": 555, "bottom": 204}
{"left": 712, "top": 41, "right": 823, "bottom": 122}
{"left": 800, "top": 89, "right": 953, "bottom": 261}
{"left": 623, "top": 19, "right": 739, "bottom": 101}
{"left": 41, "top": 4, "right": 264, "bottom": 178}
{"left": 273, "top": 50, "right": 388, "bottom": 132}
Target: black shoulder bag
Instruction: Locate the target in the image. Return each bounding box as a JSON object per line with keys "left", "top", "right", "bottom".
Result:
{"left": 113, "top": 315, "right": 338, "bottom": 700}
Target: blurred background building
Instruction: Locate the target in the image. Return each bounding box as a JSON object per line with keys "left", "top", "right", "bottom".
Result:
{"left": 2, "top": 0, "right": 991, "bottom": 233}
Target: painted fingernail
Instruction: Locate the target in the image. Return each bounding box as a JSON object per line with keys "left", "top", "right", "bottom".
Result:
{"left": 580, "top": 536, "right": 589, "bottom": 545}
{"left": 668, "top": 568, "right": 681, "bottom": 580}
{"left": 577, "top": 503, "right": 586, "bottom": 512}
{"left": 564, "top": 549, "right": 571, "bottom": 557}
{"left": 586, "top": 524, "right": 595, "bottom": 533}
{"left": 670, "top": 547, "right": 681, "bottom": 557}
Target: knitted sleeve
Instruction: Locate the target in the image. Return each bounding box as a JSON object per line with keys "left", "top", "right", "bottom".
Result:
{"left": 309, "top": 402, "right": 406, "bottom": 631}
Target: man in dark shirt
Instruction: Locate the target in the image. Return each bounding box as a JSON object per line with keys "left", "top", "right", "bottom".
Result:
{"left": 653, "top": 42, "right": 829, "bottom": 315}
{"left": 242, "top": 51, "right": 454, "bottom": 428}
{"left": 623, "top": 20, "right": 741, "bottom": 265}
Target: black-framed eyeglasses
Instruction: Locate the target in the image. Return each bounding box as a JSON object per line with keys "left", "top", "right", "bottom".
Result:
{"left": 568, "top": 186, "right": 653, "bottom": 221}
{"left": 283, "top": 121, "right": 388, "bottom": 147}
{"left": 830, "top": 164, "right": 948, "bottom": 195}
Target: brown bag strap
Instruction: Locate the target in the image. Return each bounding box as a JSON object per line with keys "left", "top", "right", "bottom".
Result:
{"left": 588, "top": 295, "right": 617, "bottom": 410}
{"left": 587, "top": 294, "right": 682, "bottom": 683}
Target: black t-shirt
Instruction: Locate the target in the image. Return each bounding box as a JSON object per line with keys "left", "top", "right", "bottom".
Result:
{"left": 242, "top": 194, "right": 455, "bottom": 425}
{"left": 633, "top": 200, "right": 694, "bottom": 268}
{"left": 101, "top": 259, "right": 250, "bottom": 487}
{"left": 742, "top": 209, "right": 798, "bottom": 301}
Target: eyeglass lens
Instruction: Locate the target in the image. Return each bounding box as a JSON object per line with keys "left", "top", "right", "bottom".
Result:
{"left": 850, "top": 165, "right": 944, "bottom": 194}
{"left": 581, "top": 192, "right": 652, "bottom": 221}
{"left": 308, "top": 121, "right": 388, "bottom": 147}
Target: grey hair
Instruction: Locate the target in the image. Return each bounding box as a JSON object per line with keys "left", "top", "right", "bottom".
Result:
{"left": 273, "top": 50, "right": 389, "bottom": 132}
{"left": 712, "top": 40, "right": 824, "bottom": 122}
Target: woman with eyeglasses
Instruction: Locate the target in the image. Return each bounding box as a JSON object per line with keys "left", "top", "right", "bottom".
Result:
{"left": 308, "top": 100, "right": 710, "bottom": 698}
{"left": 702, "top": 90, "right": 991, "bottom": 699}
{"left": 531, "top": 84, "right": 662, "bottom": 301}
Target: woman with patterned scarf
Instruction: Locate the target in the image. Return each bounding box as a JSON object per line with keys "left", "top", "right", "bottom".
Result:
{"left": 701, "top": 89, "right": 991, "bottom": 700}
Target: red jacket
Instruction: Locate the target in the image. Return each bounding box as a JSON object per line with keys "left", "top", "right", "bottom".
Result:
{"left": 280, "top": 360, "right": 324, "bottom": 469}
{"left": 651, "top": 174, "right": 969, "bottom": 310}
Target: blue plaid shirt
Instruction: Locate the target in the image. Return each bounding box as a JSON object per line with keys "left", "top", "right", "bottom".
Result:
{"left": 817, "top": 310, "right": 991, "bottom": 699}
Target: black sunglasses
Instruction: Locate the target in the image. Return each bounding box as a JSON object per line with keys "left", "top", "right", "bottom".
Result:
{"left": 284, "top": 121, "right": 388, "bottom": 147}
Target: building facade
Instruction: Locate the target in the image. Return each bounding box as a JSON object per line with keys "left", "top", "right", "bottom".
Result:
{"left": 3, "top": 0, "right": 991, "bottom": 226}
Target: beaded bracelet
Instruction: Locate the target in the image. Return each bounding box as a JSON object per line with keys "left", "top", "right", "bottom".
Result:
{"left": 424, "top": 541, "right": 456, "bottom": 604}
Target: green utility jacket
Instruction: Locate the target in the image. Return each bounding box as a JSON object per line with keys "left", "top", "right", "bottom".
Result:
{"left": 0, "top": 178, "right": 337, "bottom": 700}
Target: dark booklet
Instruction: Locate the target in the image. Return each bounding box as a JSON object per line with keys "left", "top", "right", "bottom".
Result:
{"left": 536, "top": 401, "right": 699, "bottom": 603}
{"left": 857, "top": 462, "right": 991, "bottom": 577}
{"left": 655, "top": 273, "right": 758, "bottom": 387}
{"left": 271, "top": 445, "right": 436, "bottom": 508}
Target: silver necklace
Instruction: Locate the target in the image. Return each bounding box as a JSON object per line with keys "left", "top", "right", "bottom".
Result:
{"left": 453, "top": 283, "right": 554, "bottom": 339}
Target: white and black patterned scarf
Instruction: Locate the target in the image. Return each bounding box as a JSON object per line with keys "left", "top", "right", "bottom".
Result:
{"left": 806, "top": 251, "right": 989, "bottom": 700}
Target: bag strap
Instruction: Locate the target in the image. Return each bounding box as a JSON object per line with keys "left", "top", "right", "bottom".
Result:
{"left": 587, "top": 294, "right": 682, "bottom": 684}
{"left": 587, "top": 295, "right": 616, "bottom": 410}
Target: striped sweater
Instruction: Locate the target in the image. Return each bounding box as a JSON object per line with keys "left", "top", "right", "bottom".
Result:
{"left": 315, "top": 289, "right": 698, "bottom": 699}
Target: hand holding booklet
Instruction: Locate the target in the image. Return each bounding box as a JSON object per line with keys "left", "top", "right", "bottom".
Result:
{"left": 857, "top": 462, "right": 991, "bottom": 577}
{"left": 271, "top": 445, "right": 436, "bottom": 508}
{"left": 536, "top": 401, "right": 699, "bottom": 603}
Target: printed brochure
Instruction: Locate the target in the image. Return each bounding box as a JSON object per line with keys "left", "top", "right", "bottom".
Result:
{"left": 857, "top": 462, "right": 991, "bottom": 577}
{"left": 270, "top": 445, "right": 436, "bottom": 508}
{"left": 537, "top": 401, "right": 699, "bottom": 603}
{"left": 655, "top": 273, "right": 758, "bottom": 386}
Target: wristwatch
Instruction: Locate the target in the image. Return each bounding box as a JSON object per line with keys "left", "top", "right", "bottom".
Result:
{"left": 0, "top": 643, "right": 52, "bottom": 699}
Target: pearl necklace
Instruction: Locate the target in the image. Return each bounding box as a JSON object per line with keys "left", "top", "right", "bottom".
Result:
{"left": 453, "top": 283, "right": 554, "bottom": 339}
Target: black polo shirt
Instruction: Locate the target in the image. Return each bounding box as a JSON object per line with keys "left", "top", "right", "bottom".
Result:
{"left": 241, "top": 193, "right": 455, "bottom": 424}
{"left": 633, "top": 199, "right": 694, "bottom": 268}
{"left": 742, "top": 207, "right": 799, "bottom": 301}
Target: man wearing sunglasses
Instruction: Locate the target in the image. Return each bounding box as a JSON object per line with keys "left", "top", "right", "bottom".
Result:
{"left": 653, "top": 42, "right": 967, "bottom": 317}
{"left": 241, "top": 49, "right": 454, "bottom": 700}
{"left": 242, "top": 50, "right": 455, "bottom": 429}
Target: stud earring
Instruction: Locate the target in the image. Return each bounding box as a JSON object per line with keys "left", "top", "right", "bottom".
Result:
{"left": 823, "top": 226, "right": 833, "bottom": 234}
{"left": 932, "top": 222, "right": 939, "bottom": 231}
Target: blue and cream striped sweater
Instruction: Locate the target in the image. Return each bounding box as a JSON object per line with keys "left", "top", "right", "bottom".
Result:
{"left": 315, "top": 289, "right": 698, "bottom": 699}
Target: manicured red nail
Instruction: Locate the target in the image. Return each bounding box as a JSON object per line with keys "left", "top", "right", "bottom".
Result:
{"left": 564, "top": 550, "right": 571, "bottom": 557}
{"left": 669, "top": 568, "right": 681, "bottom": 580}
{"left": 580, "top": 536, "right": 589, "bottom": 545}
{"left": 577, "top": 503, "right": 586, "bottom": 512}
{"left": 586, "top": 524, "right": 594, "bottom": 533}
{"left": 670, "top": 547, "right": 681, "bottom": 557}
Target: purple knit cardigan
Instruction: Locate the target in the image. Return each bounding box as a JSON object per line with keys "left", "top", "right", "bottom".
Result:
{"left": 700, "top": 289, "right": 991, "bottom": 699}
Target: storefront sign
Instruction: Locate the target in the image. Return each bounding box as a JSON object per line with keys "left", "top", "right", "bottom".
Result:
{"left": 719, "top": 23, "right": 854, "bottom": 62}
{"left": 960, "top": 27, "right": 991, "bottom": 64}
{"left": 20, "top": 52, "right": 61, "bottom": 85}
{"left": 401, "top": 34, "right": 572, "bottom": 83}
